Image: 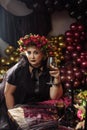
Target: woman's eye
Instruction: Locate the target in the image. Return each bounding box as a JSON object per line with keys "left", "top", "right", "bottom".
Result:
{"left": 34, "top": 51, "right": 39, "bottom": 54}
{"left": 27, "top": 51, "right": 31, "bottom": 55}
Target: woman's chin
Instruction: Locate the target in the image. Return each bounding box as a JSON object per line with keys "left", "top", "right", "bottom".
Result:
{"left": 30, "top": 63, "right": 39, "bottom": 68}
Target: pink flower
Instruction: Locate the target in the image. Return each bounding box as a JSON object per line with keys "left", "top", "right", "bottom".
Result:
{"left": 20, "top": 37, "right": 24, "bottom": 41}
{"left": 24, "top": 39, "right": 31, "bottom": 45}
{"left": 19, "top": 46, "right": 24, "bottom": 52}
{"left": 37, "top": 44, "right": 41, "bottom": 48}
{"left": 77, "top": 109, "right": 84, "bottom": 120}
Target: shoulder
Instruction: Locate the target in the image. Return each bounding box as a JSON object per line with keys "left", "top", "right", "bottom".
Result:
{"left": 7, "top": 55, "right": 28, "bottom": 74}
{"left": 6, "top": 61, "right": 25, "bottom": 78}
{"left": 6, "top": 63, "right": 20, "bottom": 79}
{"left": 5, "top": 61, "right": 28, "bottom": 85}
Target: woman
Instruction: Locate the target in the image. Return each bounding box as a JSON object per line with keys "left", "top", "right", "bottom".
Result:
{"left": 3, "top": 34, "right": 63, "bottom": 109}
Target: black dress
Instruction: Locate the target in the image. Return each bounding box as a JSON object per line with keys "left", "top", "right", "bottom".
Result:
{"left": 0, "top": 55, "right": 51, "bottom": 105}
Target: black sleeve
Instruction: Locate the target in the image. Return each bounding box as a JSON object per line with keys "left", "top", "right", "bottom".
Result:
{"left": 6, "top": 56, "right": 29, "bottom": 86}
{"left": 6, "top": 63, "right": 19, "bottom": 86}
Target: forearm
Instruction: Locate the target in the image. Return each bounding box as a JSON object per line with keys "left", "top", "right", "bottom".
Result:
{"left": 50, "top": 78, "right": 63, "bottom": 99}
{"left": 4, "top": 82, "right": 16, "bottom": 109}
{"left": 50, "top": 84, "right": 63, "bottom": 99}
{"left": 5, "top": 94, "right": 15, "bottom": 109}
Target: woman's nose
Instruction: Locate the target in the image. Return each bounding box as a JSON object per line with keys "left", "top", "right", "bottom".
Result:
{"left": 31, "top": 53, "right": 35, "bottom": 58}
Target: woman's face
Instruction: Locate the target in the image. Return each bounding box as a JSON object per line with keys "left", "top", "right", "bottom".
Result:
{"left": 25, "top": 46, "right": 44, "bottom": 67}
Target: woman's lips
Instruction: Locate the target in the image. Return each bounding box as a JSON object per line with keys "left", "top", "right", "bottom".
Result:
{"left": 30, "top": 60, "right": 36, "bottom": 62}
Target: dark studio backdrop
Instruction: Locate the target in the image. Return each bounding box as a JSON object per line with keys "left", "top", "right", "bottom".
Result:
{"left": 0, "top": 0, "right": 51, "bottom": 47}
{"left": 0, "top": 0, "right": 87, "bottom": 48}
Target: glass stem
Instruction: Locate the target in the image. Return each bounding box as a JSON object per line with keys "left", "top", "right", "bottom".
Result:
{"left": 50, "top": 76, "right": 53, "bottom": 84}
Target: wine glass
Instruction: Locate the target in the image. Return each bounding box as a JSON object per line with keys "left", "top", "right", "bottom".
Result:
{"left": 47, "top": 56, "right": 58, "bottom": 85}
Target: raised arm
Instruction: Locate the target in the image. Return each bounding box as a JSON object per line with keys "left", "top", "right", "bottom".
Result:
{"left": 4, "top": 82, "right": 16, "bottom": 109}
{"left": 49, "top": 66, "right": 63, "bottom": 99}
{"left": 50, "top": 79, "right": 63, "bottom": 99}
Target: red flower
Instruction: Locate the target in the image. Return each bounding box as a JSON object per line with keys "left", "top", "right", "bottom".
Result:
{"left": 17, "top": 34, "right": 49, "bottom": 53}
{"left": 24, "top": 39, "right": 31, "bottom": 45}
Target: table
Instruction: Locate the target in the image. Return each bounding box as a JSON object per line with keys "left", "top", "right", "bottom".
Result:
{"left": 8, "top": 100, "right": 74, "bottom": 130}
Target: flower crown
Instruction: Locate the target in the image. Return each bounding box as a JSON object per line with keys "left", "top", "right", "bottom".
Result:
{"left": 17, "top": 34, "right": 49, "bottom": 53}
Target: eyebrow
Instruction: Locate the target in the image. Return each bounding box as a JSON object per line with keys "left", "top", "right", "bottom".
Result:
{"left": 27, "top": 50, "right": 41, "bottom": 54}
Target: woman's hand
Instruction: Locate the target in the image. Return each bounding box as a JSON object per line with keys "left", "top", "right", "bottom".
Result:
{"left": 49, "top": 65, "right": 63, "bottom": 99}
{"left": 49, "top": 65, "right": 61, "bottom": 83}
